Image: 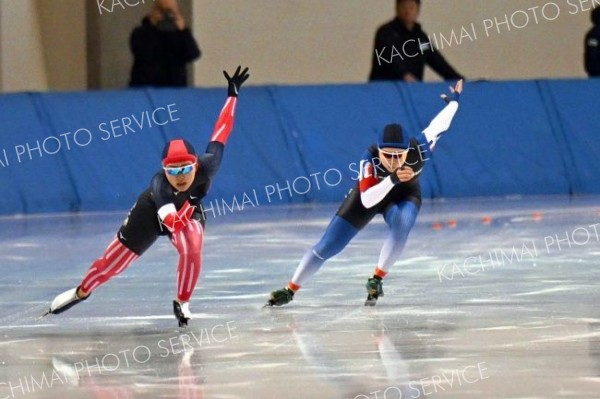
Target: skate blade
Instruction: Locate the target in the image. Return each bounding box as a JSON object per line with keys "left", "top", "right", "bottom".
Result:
{"left": 263, "top": 300, "right": 276, "bottom": 308}
{"left": 364, "top": 296, "right": 378, "bottom": 306}
{"left": 37, "top": 309, "right": 52, "bottom": 320}
{"left": 178, "top": 320, "right": 188, "bottom": 328}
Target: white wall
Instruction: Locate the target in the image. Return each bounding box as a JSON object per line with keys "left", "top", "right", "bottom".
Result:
{"left": 0, "top": 0, "right": 597, "bottom": 92}
{"left": 193, "top": 0, "right": 393, "bottom": 86}
{"left": 0, "top": 0, "right": 48, "bottom": 92}
{"left": 422, "top": 0, "right": 596, "bottom": 81}
{"left": 36, "top": 0, "right": 86, "bottom": 91}
{"left": 193, "top": 0, "right": 597, "bottom": 87}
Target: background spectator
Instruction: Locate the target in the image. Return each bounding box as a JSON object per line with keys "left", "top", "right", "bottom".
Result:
{"left": 129, "top": 0, "right": 201, "bottom": 88}
{"left": 369, "top": 0, "right": 463, "bottom": 82}
{"left": 585, "top": 6, "right": 600, "bottom": 77}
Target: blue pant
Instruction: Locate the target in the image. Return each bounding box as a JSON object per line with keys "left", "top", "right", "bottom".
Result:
{"left": 291, "top": 201, "right": 418, "bottom": 286}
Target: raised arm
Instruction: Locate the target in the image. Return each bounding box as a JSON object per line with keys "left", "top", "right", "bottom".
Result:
{"left": 422, "top": 79, "right": 463, "bottom": 151}
{"left": 199, "top": 66, "right": 250, "bottom": 179}
{"left": 209, "top": 66, "right": 249, "bottom": 145}
{"left": 208, "top": 96, "right": 237, "bottom": 145}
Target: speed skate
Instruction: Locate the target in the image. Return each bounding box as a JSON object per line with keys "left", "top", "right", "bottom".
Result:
{"left": 39, "top": 287, "right": 88, "bottom": 319}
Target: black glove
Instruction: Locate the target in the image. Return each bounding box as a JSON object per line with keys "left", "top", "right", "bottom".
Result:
{"left": 223, "top": 66, "right": 250, "bottom": 97}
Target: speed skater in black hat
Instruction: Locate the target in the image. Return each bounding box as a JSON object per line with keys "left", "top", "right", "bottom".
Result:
{"left": 268, "top": 79, "right": 463, "bottom": 307}
{"left": 44, "top": 66, "right": 250, "bottom": 327}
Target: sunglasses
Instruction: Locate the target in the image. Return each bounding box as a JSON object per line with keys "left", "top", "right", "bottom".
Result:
{"left": 379, "top": 149, "right": 408, "bottom": 159}
{"left": 163, "top": 164, "right": 195, "bottom": 176}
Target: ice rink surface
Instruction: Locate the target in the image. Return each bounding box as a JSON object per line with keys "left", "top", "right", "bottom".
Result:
{"left": 1, "top": 196, "right": 600, "bottom": 399}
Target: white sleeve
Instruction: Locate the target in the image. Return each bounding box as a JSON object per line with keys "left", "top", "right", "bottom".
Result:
{"left": 360, "top": 176, "right": 397, "bottom": 209}
{"left": 157, "top": 203, "right": 177, "bottom": 221}
{"left": 422, "top": 100, "right": 459, "bottom": 150}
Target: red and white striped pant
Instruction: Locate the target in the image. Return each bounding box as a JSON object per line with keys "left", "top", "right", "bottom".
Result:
{"left": 171, "top": 219, "right": 203, "bottom": 302}
{"left": 80, "top": 219, "right": 203, "bottom": 302}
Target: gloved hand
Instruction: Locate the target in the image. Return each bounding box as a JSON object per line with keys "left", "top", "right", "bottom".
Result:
{"left": 163, "top": 212, "right": 186, "bottom": 234}
{"left": 223, "top": 66, "right": 250, "bottom": 97}
{"left": 441, "top": 79, "right": 463, "bottom": 103}
{"left": 162, "top": 201, "right": 196, "bottom": 233}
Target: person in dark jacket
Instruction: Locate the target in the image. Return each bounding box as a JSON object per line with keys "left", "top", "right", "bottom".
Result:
{"left": 129, "top": 0, "right": 201, "bottom": 88}
{"left": 585, "top": 6, "right": 600, "bottom": 77}
{"left": 369, "top": 0, "right": 463, "bottom": 82}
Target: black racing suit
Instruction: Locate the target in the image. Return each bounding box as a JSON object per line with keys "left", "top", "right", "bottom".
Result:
{"left": 117, "top": 96, "right": 238, "bottom": 255}
{"left": 337, "top": 138, "right": 425, "bottom": 230}
{"left": 118, "top": 141, "right": 223, "bottom": 255}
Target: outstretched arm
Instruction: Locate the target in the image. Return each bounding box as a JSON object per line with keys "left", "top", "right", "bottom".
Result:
{"left": 421, "top": 79, "right": 463, "bottom": 151}
{"left": 209, "top": 66, "right": 250, "bottom": 145}
{"left": 200, "top": 66, "right": 250, "bottom": 178}
{"left": 209, "top": 96, "right": 237, "bottom": 145}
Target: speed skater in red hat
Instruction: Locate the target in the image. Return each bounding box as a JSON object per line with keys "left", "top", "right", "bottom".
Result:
{"left": 44, "top": 66, "right": 250, "bottom": 327}
{"left": 268, "top": 79, "right": 463, "bottom": 307}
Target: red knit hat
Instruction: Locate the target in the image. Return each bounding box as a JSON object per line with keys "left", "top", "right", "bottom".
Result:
{"left": 162, "top": 139, "right": 197, "bottom": 166}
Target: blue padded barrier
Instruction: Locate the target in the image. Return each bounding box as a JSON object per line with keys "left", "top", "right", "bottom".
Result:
{"left": 538, "top": 79, "right": 600, "bottom": 195}
{"left": 0, "top": 93, "right": 78, "bottom": 214}
{"left": 407, "top": 81, "right": 572, "bottom": 198}
{"left": 268, "top": 83, "right": 423, "bottom": 203}
{"left": 0, "top": 79, "right": 599, "bottom": 215}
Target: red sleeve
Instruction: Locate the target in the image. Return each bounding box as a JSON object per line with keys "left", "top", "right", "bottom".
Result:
{"left": 359, "top": 161, "right": 378, "bottom": 192}
{"left": 209, "top": 97, "right": 237, "bottom": 144}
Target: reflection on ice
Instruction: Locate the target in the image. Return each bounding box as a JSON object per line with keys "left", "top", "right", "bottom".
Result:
{"left": 0, "top": 197, "right": 599, "bottom": 398}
